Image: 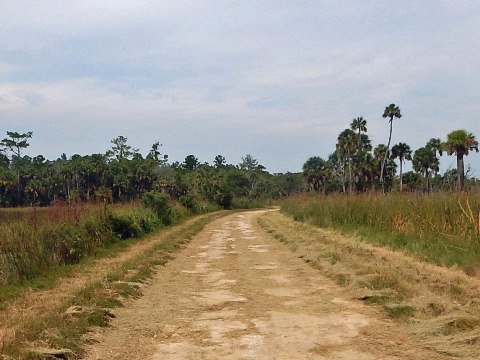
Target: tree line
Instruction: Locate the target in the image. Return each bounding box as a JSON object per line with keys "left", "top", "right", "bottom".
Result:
{"left": 303, "top": 104, "right": 479, "bottom": 194}
{"left": 1, "top": 104, "right": 478, "bottom": 207}
{"left": 0, "top": 132, "right": 304, "bottom": 207}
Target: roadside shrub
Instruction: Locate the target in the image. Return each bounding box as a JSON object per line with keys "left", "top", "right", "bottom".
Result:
{"left": 217, "top": 191, "right": 233, "bottom": 209}
{"left": 142, "top": 191, "right": 172, "bottom": 225}
{"left": 108, "top": 212, "right": 143, "bottom": 239}
{"left": 179, "top": 194, "right": 199, "bottom": 212}
{"left": 137, "top": 209, "right": 161, "bottom": 233}
{"left": 169, "top": 203, "right": 190, "bottom": 224}
{"left": 50, "top": 225, "right": 86, "bottom": 264}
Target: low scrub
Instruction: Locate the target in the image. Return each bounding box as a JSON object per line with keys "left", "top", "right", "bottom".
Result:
{"left": 142, "top": 191, "right": 173, "bottom": 225}
{"left": 108, "top": 207, "right": 160, "bottom": 239}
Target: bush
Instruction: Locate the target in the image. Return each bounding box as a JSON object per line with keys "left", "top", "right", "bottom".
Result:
{"left": 170, "top": 203, "right": 190, "bottom": 224}
{"left": 108, "top": 212, "right": 143, "bottom": 239}
{"left": 217, "top": 191, "right": 233, "bottom": 209}
{"left": 179, "top": 194, "right": 199, "bottom": 212}
{"left": 142, "top": 191, "right": 173, "bottom": 225}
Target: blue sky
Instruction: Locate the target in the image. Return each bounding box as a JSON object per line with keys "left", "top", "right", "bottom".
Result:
{"left": 1, "top": 1, "right": 479, "bottom": 174}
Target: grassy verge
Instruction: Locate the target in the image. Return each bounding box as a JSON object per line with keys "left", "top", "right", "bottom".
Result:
{"left": 259, "top": 210, "right": 480, "bottom": 358}
{"left": 2, "top": 211, "right": 228, "bottom": 359}
{"left": 0, "top": 192, "right": 194, "bottom": 288}
{"left": 281, "top": 193, "right": 480, "bottom": 271}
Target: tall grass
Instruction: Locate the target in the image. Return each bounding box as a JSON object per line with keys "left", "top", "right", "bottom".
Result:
{"left": 0, "top": 198, "right": 183, "bottom": 287}
{"left": 281, "top": 193, "right": 480, "bottom": 269}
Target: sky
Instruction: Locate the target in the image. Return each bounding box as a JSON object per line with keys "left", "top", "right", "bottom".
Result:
{"left": 1, "top": 0, "right": 479, "bottom": 174}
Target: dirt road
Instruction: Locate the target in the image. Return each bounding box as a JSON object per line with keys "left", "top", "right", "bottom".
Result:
{"left": 84, "top": 210, "right": 447, "bottom": 359}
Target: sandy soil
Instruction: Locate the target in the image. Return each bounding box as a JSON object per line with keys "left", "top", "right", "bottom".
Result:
{"left": 84, "top": 210, "right": 448, "bottom": 359}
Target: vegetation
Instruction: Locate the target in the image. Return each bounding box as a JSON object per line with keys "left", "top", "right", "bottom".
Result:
{"left": 299, "top": 104, "right": 479, "bottom": 194}
{"left": 1, "top": 211, "right": 227, "bottom": 359}
{"left": 0, "top": 192, "right": 189, "bottom": 290}
{"left": 380, "top": 103, "right": 402, "bottom": 189}
{"left": 281, "top": 193, "right": 480, "bottom": 269}
{"left": 259, "top": 210, "right": 480, "bottom": 358}
{"left": 445, "top": 130, "right": 479, "bottom": 191}
{"left": 0, "top": 133, "right": 304, "bottom": 208}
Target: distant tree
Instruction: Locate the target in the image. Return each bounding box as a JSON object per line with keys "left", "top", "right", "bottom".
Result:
{"left": 327, "top": 151, "right": 347, "bottom": 193}
{"left": 0, "top": 149, "right": 9, "bottom": 168}
{"left": 402, "top": 171, "right": 422, "bottom": 192}
{"left": 426, "top": 138, "right": 444, "bottom": 157}
{"left": 238, "top": 154, "right": 266, "bottom": 195}
{"left": 147, "top": 141, "right": 168, "bottom": 164}
{"left": 412, "top": 147, "right": 439, "bottom": 192}
{"left": 350, "top": 116, "right": 367, "bottom": 136}
{"left": 352, "top": 151, "right": 376, "bottom": 192}
{"left": 350, "top": 117, "right": 367, "bottom": 148}
{"left": 374, "top": 144, "right": 398, "bottom": 191}
{"left": 214, "top": 155, "right": 226, "bottom": 168}
{"left": 239, "top": 154, "right": 265, "bottom": 171}
{"left": 302, "top": 156, "right": 328, "bottom": 193}
{"left": 107, "top": 136, "right": 138, "bottom": 160}
{"left": 1, "top": 131, "right": 33, "bottom": 202}
{"left": 337, "top": 129, "right": 358, "bottom": 193}
{"left": 0, "top": 131, "right": 33, "bottom": 158}
{"left": 183, "top": 155, "right": 200, "bottom": 171}
{"left": 380, "top": 104, "right": 402, "bottom": 188}
{"left": 445, "top": 130, "right": 479, "bottom": 191}
{"left": 391, "top": 143, "right": 412, "bottom": 191}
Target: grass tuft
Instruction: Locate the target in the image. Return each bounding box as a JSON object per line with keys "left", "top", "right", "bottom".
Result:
{"left": 385, "top": 304, "right": 416, "bottom": 320}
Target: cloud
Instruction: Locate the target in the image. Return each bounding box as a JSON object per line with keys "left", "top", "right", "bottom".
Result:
{"left": 0, "top": 1, "right": 479, "bottom": 173}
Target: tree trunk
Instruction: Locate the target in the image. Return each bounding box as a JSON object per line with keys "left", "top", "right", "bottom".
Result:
{"left": 380, "top": 119, "right": 394, "bottom": 191}
{"left": 16, "top": 169, "right": 20, "bottom": 203}
{"left": 457, "top": 154, "right": 465, "bottom": 191}
{"left": 399, "top": 160, "right": 403, "bottom": 192}
{"left": 348, "top": 157, "right": 353, "bottom": 193}
{"left": 426, "top": 170, "right": 430, "bottom": 193}
{"left": 67, "top": 180, "right": 70, "bottom": 203}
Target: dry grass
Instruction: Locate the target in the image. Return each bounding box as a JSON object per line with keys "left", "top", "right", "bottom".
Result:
{"left": 281, "top": 193, "right": 480, "bottom": 269}
{"left": 258, "top": 210, "right": 480, "bottom": 359}
{"left": 0, "top": 211, "right": 228, "bottom": 359}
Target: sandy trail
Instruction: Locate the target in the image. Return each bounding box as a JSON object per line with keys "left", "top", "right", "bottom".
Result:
{"left": 84, "top": 210, "right": 447, "bottom": 359}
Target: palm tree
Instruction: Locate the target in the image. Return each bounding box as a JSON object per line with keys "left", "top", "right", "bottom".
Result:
{"left": 337, "top": 129, "right": 358, "bottom": 193}
{"left": 380, "top": 104, "right": 402, "bottom": 188}
{"left": 302, "top": 156, "right": 329, "bottom": 193}
{"left": 426, "top": 138, "right": 444, "bottom": 157}
{"left": 350, "top": 117, "right": 367, "bottom": 148}
{"left": 445, "top": 130, "right": 478, "bottom": 191}
{"left": 391, "top": 143, "right": 412, "bottom": 192}
{"left": 412, "top": 147, "right": 439, "bottom": 192}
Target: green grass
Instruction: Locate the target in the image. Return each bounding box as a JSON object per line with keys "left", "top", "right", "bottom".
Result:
{"left": 281, "top": 193, "right": 480, "bottom": 269}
